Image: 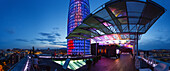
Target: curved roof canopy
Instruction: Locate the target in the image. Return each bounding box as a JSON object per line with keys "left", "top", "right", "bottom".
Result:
{"left": 66, "top": 0, "right": 165, "bottom": 40}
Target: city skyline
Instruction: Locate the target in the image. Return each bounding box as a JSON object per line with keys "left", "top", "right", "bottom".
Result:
{"left": 0, "top": 0, "right": 170, "bottom": 50}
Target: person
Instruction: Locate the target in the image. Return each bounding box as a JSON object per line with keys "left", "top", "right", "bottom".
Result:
{"left": 33, "top": 55, "right": 39, "bottom": 70}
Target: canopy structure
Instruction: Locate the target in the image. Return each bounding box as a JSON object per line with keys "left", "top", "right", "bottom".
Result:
{"left": 66, "top": 0, "right": 165, "bottom": 40}
{"left": 66, "top": 0, "right": 165, "bottom": 57}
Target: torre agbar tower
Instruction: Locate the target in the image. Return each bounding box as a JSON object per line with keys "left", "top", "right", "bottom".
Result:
{"left": 67, "top": 0, "right": 90, "bottom": 55}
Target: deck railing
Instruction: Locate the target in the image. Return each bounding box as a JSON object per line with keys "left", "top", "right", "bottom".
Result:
{"left": 8, "top": 55, "right": 34, "bottom": 71}
{"left": 136, "top": 56, "right": 170, "bottom": 71}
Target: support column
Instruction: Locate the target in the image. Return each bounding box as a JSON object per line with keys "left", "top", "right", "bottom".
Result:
{"left": 133, "top": 41, "right": 136, "bottom": 58}
{"left": 79, "top": 40, "right": 80, "bottom": 56}
{"left": 136, "top": 32, "right": 139, "bottom": 56}
{"left": 136, "top": 24, "right": 139, "bottom": 56}
{"left": 84, "top": 39, "right": 85, "bottom": 56}
{"left": 96, "top": 41, "right": 97, "bottom": 56}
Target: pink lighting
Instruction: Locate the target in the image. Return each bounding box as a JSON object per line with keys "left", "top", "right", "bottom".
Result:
{"left": 98, "top": 40, "right": 133, "bottom": 49}
{"left": 103, "top": 22, "right": 111, "bottom": 27}
{"left": 108, "top": 7, "right": 127, "bottom": 17}
{"left": 116, "top": 49, "right": 120, "bottom": 54}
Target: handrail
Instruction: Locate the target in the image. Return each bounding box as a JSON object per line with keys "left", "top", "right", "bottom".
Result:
{"left": 8, "top": 55, "right": 34, "bottom": 71}
{"left": 8, "top": 56, "right": 27, "bottom": 71}
{"left": 147, "top": 57, "right": 170, "bottom": 66}
{"left": 136, "top": 56, "right": 170, "bottom": 70}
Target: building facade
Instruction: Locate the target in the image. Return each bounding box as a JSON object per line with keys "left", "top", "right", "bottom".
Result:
{"left": 67, "top": 0, "right": 90, "bottom": 55}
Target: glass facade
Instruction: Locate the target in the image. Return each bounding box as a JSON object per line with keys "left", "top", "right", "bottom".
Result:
{"left": 67, "top": 0, "right": 90, "bottom": 55}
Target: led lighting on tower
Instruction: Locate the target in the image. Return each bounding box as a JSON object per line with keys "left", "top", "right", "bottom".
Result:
{"left": 67, "top": 0, "right": 91, "bottom": 55}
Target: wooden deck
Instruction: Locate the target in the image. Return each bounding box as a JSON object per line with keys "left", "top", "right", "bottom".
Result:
{"left": 89, "top": 54, "right": 137, "bottom": 71}
{"left": 38, "top": 54, "right": 137, "bottom": 71}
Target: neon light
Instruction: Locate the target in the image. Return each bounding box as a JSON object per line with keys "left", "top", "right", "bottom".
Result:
{"left": 104, "top": 49, "right": 106, "bottom": 53}
{"left": 116, "top": 49, "right": 120, "bottom": 54}
{"left": 101, "top": 49, "right": 103, "bottom": 53}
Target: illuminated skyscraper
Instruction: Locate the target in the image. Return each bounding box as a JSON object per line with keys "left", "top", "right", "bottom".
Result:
{"left": 67, "top": 0, "right": 90, "bottom": 55}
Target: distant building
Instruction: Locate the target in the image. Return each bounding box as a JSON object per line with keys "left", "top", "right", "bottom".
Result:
{"left": 4, "top": 51, "right": 14, "bottom": 57}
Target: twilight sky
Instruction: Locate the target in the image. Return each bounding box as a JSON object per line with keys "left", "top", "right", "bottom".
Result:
{"left": 0, "top": 0, "right": 170, "bottom": 50}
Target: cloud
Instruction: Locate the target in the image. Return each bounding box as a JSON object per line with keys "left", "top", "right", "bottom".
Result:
{"left": 50, "top": 41, "right": 67, "bottom": 46}
{"left": 36, "top": 38, "right": 55, "bottom": 42}
{"left": 37, "top": 45, "right": 66, "bottom": 48}
{"left": 47, "top": 35, "right": 56, "bottom": 38}
{"left": 56, "top": 41, "right": 67, "bottom": 44}
{"left": 39, "top": 32, "right": 60, "bottom": 37}
{"left": 139, "top": 37, "right": 170, "bottom": 50}
{"left": 39, "top": 32, "right": 51, "bottom": 36}
{"left": 6, "top": 29, "right": 15, "bottom": 34}
{"left": 36, "top": 31, "right": 61, "bottom": 44}
{"left": 52, "top": 41, "right": 67, "bottom": 44}
{"left": 15, "top": 39, "right": 29, "bottom": 42}
{"left": 40, "top": 42, "right": 47, "bottom": 44}
{"left": 53, "top": 27, "right": 59, "bottom": 30}
{"left": 60, "top": 44, "right": 67, "bottom": 46}
{"left": 55, "top": 33, "right": 60, "bottom": 36}
{"left": 49, "top": 42, "right": 57, "bottom": 45}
